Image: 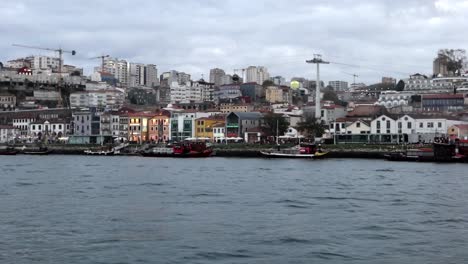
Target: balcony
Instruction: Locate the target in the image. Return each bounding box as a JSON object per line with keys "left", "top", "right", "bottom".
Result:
{"left": 226, "top": 123, "right": 238, "bottom": 128}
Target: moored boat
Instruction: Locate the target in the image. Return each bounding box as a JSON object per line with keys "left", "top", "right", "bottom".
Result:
{"left": 260, "top": 143, "right": 327, "bottom": 159}
{"left": 22, "top": 147, "right": 52, "bottom": 155}
{"left": 141, "top": 141, "right": 214, "bottom": 158}
{"left": 84, "top": 149, "right": 115, "bottom": 156}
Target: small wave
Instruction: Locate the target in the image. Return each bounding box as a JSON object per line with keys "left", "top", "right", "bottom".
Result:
{"left": 308, "top": 251, "right": 353, "bottom": 260}
{"left": 279, "top": 237, "right": 313, "bottom": 244}
{"left": 190, "top": 193, "right": 223, "bottom": 198}
{"left": 420, "top": 218, "right": 468, "bottom": 224}
{"left": 15, "top": 182, "right": 35, "bottom": 186}
{"left": 375, "top": 168, "right": 395, "bottom": 172}
{"left": 103, "top": 186, "right": 120, "bottom": 190}
{"left": 276, "top": 199, "right": 314, "bottom": 208}
{"left": 84, "top": 164, "right": 100, "bottom": 167}
{"left": 311, "top": 196, "right": 380, "bottom": 202}
{"left": 88, "top": 238, "right": 122, "bottom": 245}
{"left": 80, "top": 174, "right": 93, "bottom": 178}
{"left": 138, "top": 182, "right": 165, "bottom": 187}
{"left": 25, "top": 170, "right": 45, "bottom": 174}
{"left": 194, "top": 251, "right": 252, "bottom": 260}
{"left": 258, "top": 168, "right": 272, "bottom": 171}
{"left": 359, "top": 225, "right": 385, "bottom": 231}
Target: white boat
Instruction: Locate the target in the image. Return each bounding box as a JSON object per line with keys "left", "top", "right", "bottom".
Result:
{"left": 259, "top": 144, "right": 327, "bottom": 159}
{"left": 84, "top": 149, "right": 115, "bottom": 155}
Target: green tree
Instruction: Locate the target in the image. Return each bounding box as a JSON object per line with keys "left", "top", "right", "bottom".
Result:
{"left": 395, "top": 80, "right": 405, "bottom": 91}
{"left": 262, "top": 80, "right": 275, "bottom": 88}
{"left": 261, "top": 112, "right": 290, "bottom": 137}
{"left": 296, "top": 116, "right": 325, "bottom": 138}
{"left": 322, "top": 89, "right": 340, "bottom": 104}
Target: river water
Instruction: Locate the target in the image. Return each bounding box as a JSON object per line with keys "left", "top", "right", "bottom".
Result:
{"left": 0, "top": 156, "right": 467, "bottom": 263}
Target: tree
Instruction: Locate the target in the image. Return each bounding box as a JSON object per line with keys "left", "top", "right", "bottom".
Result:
{"left": 395, "top": 80, "right": 405, "bottom": 91}
{"left": 296, "top": 116, "right": 325, "bottom": 138}
{"left": 262, "top": 80, "right": 275, "bottom": 88}
{"left": 438, "top": 49, "right": 466, "bottom": 76}
{"left": 261, "top": 112, "right": 290, "bottom": 137}
{"left": 322, "top": 89, "right": 340, "bottom": 104}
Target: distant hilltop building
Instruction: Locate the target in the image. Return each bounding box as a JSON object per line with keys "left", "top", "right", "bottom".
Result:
{"left": 246, "top": 66, "right": 270, "bottom": 84}
{"left": 433, "top": 49, "right": 467, "bottom": 77}
{"left": 328, "top": 80, "right": 348, "bottom": 91}
{"left": 129, "top": 63, "right": 158, "bottom": 88}
{"left": 98, "top": 57, "right": 129, "bottom": 87}
{"left": 381, "top": 77, "right": 396, "bottom": 85}
{"left": 209, "top": 68, "right": 226, "bottom": 87}
{"left": 160, "top": 70, "right": 191, "bottom": 86}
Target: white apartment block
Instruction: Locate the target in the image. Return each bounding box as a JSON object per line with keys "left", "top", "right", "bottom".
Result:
{"left": 246, "top": 66, "right": 270, "bottom": 84}
{"left": 70, "top": 89, "right": 125, "bottom": 109}
{"left": 103, "top": 58, "right": 129, "bottom": 87}
{"left": 170, "top": 81, "right": 214, "bottom": 103}
{"left": 209, "top": 68, "right": 225, "bottom": 86}
{"left": 129, "top": 63, "right": 158, "bottom": 87}
{"left": 404, "top": 74, "right": 468, "bottom": 93}
{"left": 328, "top": 81, "right": 348, "bottom": 91}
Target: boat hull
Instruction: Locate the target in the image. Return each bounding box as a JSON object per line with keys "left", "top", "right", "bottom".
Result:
{"left": 22, "top": 150, "right": 52, "bottom": 155}
{"left": 260, "top": 151, "right": 327, "bottom": 159}
{"left": 84, "top": 150, "right": 115, "bottom": 156}
{"left": 141, "top": 150, "right": 213, "bottom": 158}
{"left": 0, "top": 151, "right": 17, "bottom": 155}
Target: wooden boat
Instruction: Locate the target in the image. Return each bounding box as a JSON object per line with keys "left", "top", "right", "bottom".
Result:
{"left": 260, "top": 143, "right": 327, "bottom": 159}
{"left": 0, "top": 150, "right": 18, "bottom": 155}
{"left": 22, "top": 147, "right": 52, "bottom": 155}
{"left": 384, "top": 148, "right": 434, "bottom": 162}
{"left": 141, "top": 142, "right": 214, "bottom": 158}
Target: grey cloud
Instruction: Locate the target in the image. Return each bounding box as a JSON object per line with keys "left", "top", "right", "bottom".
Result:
{"left": 1, "top": 0, "right": 468, "bottom": 84}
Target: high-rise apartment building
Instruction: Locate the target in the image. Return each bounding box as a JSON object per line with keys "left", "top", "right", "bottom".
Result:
{"left": 103, "top": 58, "right": 129, "bottom": 87}
{"left": 328, "top": 81, "right": 348, "bottom": 91}
{"left": 129, "top": 63, "right": 158, "bottom": 87}
{"left": 245, "top": 66, "right": 270, "bottom": 84}
{"left": 209, "top": 68, "right": 225, "bottom": 86}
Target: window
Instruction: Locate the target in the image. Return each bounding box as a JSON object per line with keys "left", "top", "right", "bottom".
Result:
{"left": 32, "top": 125, "right": 35, "bottom": 130}
{"left": 398, "top": 122, "right": 402, "bottom": 129}
{"left": 438, "top": 122, "right": 442, "bottom": 128}
{"left": 356, "top": 122, "right": 361, "bottom": 128}
{"left": 427, "top": 122, "right": 434, "bottom": 128}
{"left": 386, "top": 120, "right": 391, "bottom": 129}
{"left": 407, "top": 122, "right": 412, "bottom": 129}
{"left": 377, "top": 121, "right": 381, "bottom": 129}
{"left": 419, "top": 122, "right": 423, "bottom": 128}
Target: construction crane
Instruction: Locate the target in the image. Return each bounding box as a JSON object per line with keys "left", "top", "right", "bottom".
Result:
{"left": 342, "top": 72, "right": 359, "bottom": 84}
{"left": 12, "top": 44, "right": 76, "bottom": 75}
{"left": 89, "top": 54, "right": 110, "bottom": 73}
{"left": 233, "top": 68, "right": 246, "bottom": 81}
{"left": 12, "top": 43, "right": 77, "bottom": 108}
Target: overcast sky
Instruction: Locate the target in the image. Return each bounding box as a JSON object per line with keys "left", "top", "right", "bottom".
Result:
{"left": 1, "top": 0, "right": 468, "bottom": 84}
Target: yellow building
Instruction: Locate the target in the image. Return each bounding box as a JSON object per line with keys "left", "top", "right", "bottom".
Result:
{"left": 265, "top": 86, "right": 283, "bottom": 103}
{"left": 195, "top": 116, "right": 225, "bottom": 140}
{"left": 219, "top": 103, "right": 253, "bottom": 113}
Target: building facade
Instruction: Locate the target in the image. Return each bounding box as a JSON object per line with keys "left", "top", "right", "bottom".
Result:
{"left": 328, "top": 81, "right": 348, "bottom": 91}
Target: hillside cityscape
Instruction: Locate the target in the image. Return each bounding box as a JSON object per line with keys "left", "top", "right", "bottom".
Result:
{"left": 1, "top": 48, "right": 468, "bottom": 145}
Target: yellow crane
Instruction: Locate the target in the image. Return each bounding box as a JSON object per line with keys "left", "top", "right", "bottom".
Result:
{"left": 89, "top": 55, "right": 110, "bottom": 73}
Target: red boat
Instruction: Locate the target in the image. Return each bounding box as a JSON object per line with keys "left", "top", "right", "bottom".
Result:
{"left": 141, "top": 141, "right": 214, "bottom": 158}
